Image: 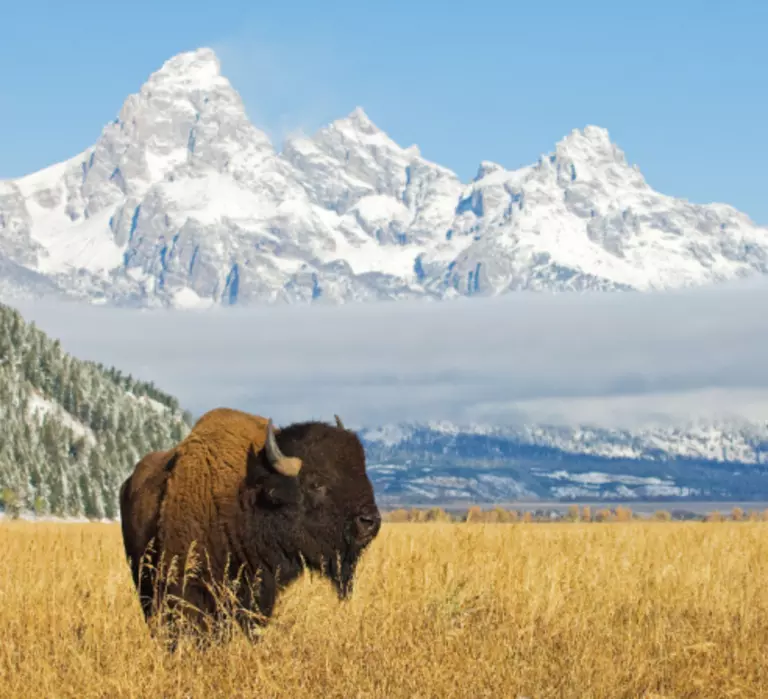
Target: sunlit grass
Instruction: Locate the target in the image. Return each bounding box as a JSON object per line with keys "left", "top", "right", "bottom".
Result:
{"left": 0, "top": 521, "right": 766, "bottom": 698}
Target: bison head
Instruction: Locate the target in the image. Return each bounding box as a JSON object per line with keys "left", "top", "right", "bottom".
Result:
{"left": 245, "top": 415, "right": 381, "bottom": 600}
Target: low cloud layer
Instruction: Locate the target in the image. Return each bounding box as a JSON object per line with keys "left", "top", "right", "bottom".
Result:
{"left": 12, "top": 277, "right": 768, "bottom": 429}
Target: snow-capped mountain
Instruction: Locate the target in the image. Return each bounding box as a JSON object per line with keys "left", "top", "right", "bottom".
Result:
{"left": 358, "top": 420, "right": 768, "bottom": 505}
{"left": 2, "top": 48, "right": 768, "bottom": 307}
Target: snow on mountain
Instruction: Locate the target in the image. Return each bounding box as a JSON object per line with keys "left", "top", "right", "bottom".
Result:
{"left": 2, "top": 47, "right": 768, "bottom": 308}
{"left": 361, "top": 418, "right": 768, "bottom": 465}
{"left": 358, "top": 419, "right": 768, "bottom": 504}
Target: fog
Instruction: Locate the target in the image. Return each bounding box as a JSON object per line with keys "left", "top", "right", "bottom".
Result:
{"left": 12, "top": 277, "right": 768, "bottom": 429}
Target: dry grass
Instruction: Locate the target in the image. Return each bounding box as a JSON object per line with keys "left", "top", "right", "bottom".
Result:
{"left": 1, "top": 521, "right": 767, "bottom": 698}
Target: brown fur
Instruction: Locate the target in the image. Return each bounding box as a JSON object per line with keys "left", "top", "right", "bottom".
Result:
{"left": 157, "top": 408, "right": 270, "bottom": 575}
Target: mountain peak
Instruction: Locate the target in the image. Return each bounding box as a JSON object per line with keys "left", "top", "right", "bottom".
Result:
{"left": 553, "top": 125, "right": 627, "bottom": 166}
{"left": 349, "top": 105, "right": 373, "bottom": 124}
{"left": 144, "top": 47, "right": 225, "bottom": 91}
{"left": 560, "top": 125, "right": 612, "bottom": 147}
{"left": 65, "top": 45, "right": 267, "bottom": 220}
{"left": 474, "top": 160, "right": 505, "bottom": 181}
{"left": 333, "top": 106, "right": 382, "bottom": 136}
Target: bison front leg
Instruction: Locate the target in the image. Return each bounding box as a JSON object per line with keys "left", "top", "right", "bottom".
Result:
{"left": 231, "top": 570, "right": 277, "bottom": 642}
{"left": 156, "top": 581, "right": 222, "bottom": 651}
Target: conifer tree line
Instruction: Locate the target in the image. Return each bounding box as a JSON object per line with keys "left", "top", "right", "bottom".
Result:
{"left": 0, "top": 302, "right": 193, "bottom": 519}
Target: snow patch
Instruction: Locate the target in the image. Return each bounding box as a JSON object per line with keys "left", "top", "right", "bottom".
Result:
{"left": 29, "top": 208, "right": 125, "bottom": 275}
{"left": 27, "top": 390, "right": 96, "bottom": 444}
{"left": 171, "top": 287, "right": 215, "bottom": 309}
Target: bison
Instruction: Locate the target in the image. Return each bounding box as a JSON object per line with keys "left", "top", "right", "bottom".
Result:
{"left": 119, "top": 407, "right": 381, "bottom": 645}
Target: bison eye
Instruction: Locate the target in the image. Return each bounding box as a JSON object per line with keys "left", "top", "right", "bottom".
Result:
{"left": 307, "top": 484, "right": 328, "bottom": 504}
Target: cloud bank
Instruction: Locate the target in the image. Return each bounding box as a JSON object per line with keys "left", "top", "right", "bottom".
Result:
{"left": 12, "top": 277, "right": 768, "bottom": 429}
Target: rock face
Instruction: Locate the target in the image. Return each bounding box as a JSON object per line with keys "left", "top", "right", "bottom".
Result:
{"left": 2, "top": 48, "right": 768, "bottom": 308}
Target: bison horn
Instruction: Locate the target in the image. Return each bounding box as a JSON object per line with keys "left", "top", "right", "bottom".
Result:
{"left": 334, "top": 414, "right": 345, "bottom": 430}
{"left": 265, "top": 419, "right": 302, "bottom": 477}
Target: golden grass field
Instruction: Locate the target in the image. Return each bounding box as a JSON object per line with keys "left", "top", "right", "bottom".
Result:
{"left": 1, "top": 521, "right": 767, "bottom": 699}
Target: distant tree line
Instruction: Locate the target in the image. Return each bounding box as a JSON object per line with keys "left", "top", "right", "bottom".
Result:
{"left": 382, "top": 504, "right": 768, "bottom": 523}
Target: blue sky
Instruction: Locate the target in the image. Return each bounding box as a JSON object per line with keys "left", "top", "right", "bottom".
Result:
{"left": 3, "top": 0, "right": 767, "bottom": 222}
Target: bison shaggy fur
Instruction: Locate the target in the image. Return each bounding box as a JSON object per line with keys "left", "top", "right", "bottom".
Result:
{"left": 119, "top": 407, "right": 381, "bottom": 644}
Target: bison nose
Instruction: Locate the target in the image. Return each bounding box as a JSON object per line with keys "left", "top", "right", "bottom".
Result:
{"left": 354, "top": 510, "right": 381, "bottom": 541}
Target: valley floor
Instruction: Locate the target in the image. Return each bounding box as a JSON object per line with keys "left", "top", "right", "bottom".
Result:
{"left": 1, "top": 521, "right": 766, "bottom": 698}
